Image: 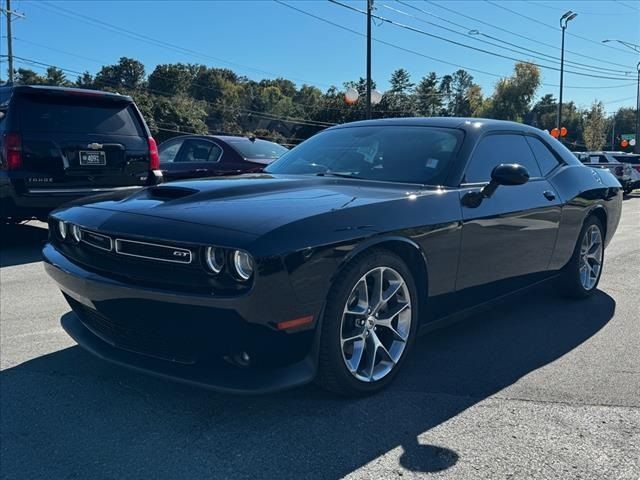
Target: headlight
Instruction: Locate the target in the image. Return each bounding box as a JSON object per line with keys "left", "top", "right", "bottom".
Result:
{"left": 205, "top": 246, "right": 225, "bottom": 274}
{"left": 70, "top": 224, "right": 82, "bottom": 243}
{"left": 233, "top": 250, "right": 254, "bottom": 281}
{"left": 57, "top": 220, "right": 67, "bottom": 240}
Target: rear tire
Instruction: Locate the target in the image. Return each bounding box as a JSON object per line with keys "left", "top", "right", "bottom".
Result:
{"left": 560, "top": 216, "right": 604, "bottom": 299}
{"left": 315, "top": 249, "right": 419, "bottom": 396}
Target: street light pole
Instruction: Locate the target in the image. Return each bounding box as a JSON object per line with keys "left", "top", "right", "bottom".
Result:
{"left": 366, "top": 0, "right": 373, "bottom": 120}
{"left": 557, "top": 11, "right": 577, "bottom": 138}
{"left": 633, "top": 62, "right": 640, "bottom": 153}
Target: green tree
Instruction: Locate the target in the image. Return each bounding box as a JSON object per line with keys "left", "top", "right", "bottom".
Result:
{"left": 44, "top": 67, "right": 70, "bottom": 86}
{"left": 75, "top": 71, "right": 95, "bottom": 89}
{"left": 94, "top": 57, "right": 146, "bottom": 91}
{"left": 486, "top": 62, "right": 541, "bottom": 121}
{"left": 148, "top": 63, "right": 198, "bottom": 96}
{"left": 151, "top": 95, "right": 208, "bottom": 142}
{"left": 583, "top": 101, "right": 607, "bottom": 151}
{"left": 448, "top": 69, "right": 479, "bottom": 117}
{"left": 386, "top": 68, "right": 414, "bottom": 114}
{"left": 15, "top": 68, "right": 46, "bottom": 85}
{"left": 414, "top": 72, "right": 442, "bottom": 117}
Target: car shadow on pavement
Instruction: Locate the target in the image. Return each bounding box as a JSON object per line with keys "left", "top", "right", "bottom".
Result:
{"left": 0, "top": 223, "right": 48, "bottom": 268}
{"left": 0, "top": 286, "right": 615, "bottom": 479}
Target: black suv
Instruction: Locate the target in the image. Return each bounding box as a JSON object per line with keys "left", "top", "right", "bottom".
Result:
{"left": 0, "top": 85, "right": 162, "bottom": 222}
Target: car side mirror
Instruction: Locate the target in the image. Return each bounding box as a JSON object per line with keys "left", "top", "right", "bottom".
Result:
{"left": 481, "top": 163, "right": 530, "bottom": 198}
{"left": 462, "top": 163, "right": 530, "bottom": 208}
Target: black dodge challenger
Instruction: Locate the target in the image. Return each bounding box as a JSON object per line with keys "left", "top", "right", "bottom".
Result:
{"left": 44, "top": 118, "right": 622, "bottom": 396}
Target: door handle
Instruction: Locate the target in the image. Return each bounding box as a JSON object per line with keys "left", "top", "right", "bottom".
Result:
{"left": 543, "top": 190, "right": 556, "bottom": 201}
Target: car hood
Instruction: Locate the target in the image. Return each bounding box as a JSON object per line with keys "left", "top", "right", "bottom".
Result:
{"left": 78, "top": 174, "right": 428, "bottom": 236}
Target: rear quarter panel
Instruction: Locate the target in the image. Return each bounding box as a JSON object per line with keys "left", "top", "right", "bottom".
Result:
{"left": 548, "top": 165, "right": 622, "bottom": 270}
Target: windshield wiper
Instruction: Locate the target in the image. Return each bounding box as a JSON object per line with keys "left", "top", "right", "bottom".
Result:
{"left": 315, "top": 172, "right": 363, "bottom": 180}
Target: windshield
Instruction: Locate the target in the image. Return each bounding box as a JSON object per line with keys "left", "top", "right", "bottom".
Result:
{"left": 265, "top": 125, "right": 462, "bottom": 185}
{"left": 227, "top": 139, "right": 288, "bottom": 160}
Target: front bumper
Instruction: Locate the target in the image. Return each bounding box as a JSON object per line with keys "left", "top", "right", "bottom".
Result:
{"left": 43, "top": 244, "right": 319, "bottom": 394}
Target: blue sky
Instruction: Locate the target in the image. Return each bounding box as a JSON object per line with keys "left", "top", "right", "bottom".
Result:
{"left": 2, "top": 0, "right": 639, "bottom": 113}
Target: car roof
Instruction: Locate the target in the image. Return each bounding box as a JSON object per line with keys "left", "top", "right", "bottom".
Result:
{"left": 0, "top": 84, "right": 133, "bottom": 102}
{"left": 160, "top": 134, "right": 282, "bottom": 145}
{"left": 328, "top": 117, "right": 546, "bottom": 135}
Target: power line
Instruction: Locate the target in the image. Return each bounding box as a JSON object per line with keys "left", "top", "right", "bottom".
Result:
{"left": 330, "top": 0, "right": 634, "bottom": 81}
{"left": 274, "top": 0, "right": 636, "bottom": 91}
{"left": 31, "top": 0, "right": 332, "bottom": 89}
{"left": 484, "top": 0, "right": 640, "bottom": 56}
{"left": 424, "top": 0, "right": 635, "bottom": 70}
{"left": 389, "top": 0, "right": 632, "bottom": 76}
{"left": 11, "top": 56, "right": 337, "bottom": 128}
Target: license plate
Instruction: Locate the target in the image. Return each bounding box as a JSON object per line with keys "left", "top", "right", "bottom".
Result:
{"left": 79, "top": 151, "right": 106, "bottom": 166}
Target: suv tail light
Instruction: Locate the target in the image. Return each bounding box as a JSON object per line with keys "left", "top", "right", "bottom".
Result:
{"left": 3, "top": 132, "right": 22, "bottom": 170}
{"left": 633, "top": 166, "right": 640, "bottom": 173}
{"left": 148, "top": 137, "right": 160, "bottom": 170}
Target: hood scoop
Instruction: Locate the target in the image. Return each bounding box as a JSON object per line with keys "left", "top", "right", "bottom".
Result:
{"left": 146, "top": 186, "right": 198, "bottom": 200}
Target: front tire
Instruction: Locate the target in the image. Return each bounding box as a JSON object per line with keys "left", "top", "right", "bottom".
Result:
{"left": 316, "top": 250, "right": 419, "bottom": 396}
{"left": 560, "top": 216, "right": 605, "bottom": 299}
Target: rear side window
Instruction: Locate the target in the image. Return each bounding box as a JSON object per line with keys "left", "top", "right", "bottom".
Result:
{"left": 228, "top": 140, "right": 288, "bottom": 160}
{"left": 464, "top": 134, "right": 542, "bottom": 183}
{"left": 159, "top": 138, "right": 185, "bottom": 163}
{"left": 18, "top": 96, "right": 143, "bottom": 136}
{"left": 176, "top": 139, "right": 222, "bottom": 163}
{"left": 525, "top": 136, "right": 561, "bottom": 175}
{"left": 590, "top": 155, "right": 608, "bottom": 163}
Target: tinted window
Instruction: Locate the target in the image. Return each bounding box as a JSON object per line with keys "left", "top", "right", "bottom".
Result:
{"left": 525, "top": 136, "right": 561, "bottom": 175}
{"left": 227, "top": 139, "right": 288, "bottom": 160}
{"left": 266, "top": 126, "right": 462, "bottom": 185}
{"left": 159, "top": 138, "right": 185, "bottom": 163}
{"left": 464, "top": 134, "right": 541, "bottom": 183}
{"left": 19, "top": 96, "right": 143, "bottom": 136}
{"left": 177, "top": 140, "right": 222, "bottom": 163}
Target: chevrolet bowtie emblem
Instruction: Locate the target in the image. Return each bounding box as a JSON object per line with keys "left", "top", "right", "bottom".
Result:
{"left": 87, "top": 143, "right": 103, "bottom": 150}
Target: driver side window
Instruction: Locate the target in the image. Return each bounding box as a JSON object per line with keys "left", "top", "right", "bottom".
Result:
{"left": 464, "top": 134, "right": 541, "bottom": 184}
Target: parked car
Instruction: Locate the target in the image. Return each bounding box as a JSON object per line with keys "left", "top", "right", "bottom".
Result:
{"left": 44, "top": 118, "right": 622, "bottom": 396}
{"left": 577, "top": 151, "right": 639, "bottom": 194}
{"left": 159, "top": 134, "right": 288, "bottom": 181}
{"left": 0, "top": 85, "right": 162, "bottom": 222}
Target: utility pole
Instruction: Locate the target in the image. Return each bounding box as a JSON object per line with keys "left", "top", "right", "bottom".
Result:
{"left": 611, "top": 113, "right": 616, "bottom": 151}
{"left": 6, "top": 0, "right": 13, "bottom": 83}
{"left": 2, "top": 0, "right": 24, "bottom": 84}
{"left": 365, "top": 0, "right": 373, "bottom": 120}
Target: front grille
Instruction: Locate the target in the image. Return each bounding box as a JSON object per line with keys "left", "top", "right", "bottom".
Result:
{"left": 114, "top": 238, "right": 192, "bottom": 264}
{"left": 67, "top": 296, "right": 197, "bottom": 364}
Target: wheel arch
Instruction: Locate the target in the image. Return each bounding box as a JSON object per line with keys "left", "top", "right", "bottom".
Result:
{"left": 587, "top": 205, "right": 608, "bottom": 241}
{"left": 334, "top": 236, "right": 429, "bottom": 316}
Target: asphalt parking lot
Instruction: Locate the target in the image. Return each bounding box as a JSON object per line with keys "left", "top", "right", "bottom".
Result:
{"left": 1, "top": 195, "right": 639, "bottom": 480}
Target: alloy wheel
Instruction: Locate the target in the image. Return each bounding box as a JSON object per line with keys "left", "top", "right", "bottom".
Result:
{"left": 579, "top": 224, "right": 603, "bottom": 291}
{"left": 340, "top": 266, "right": 412, "bottom": 382}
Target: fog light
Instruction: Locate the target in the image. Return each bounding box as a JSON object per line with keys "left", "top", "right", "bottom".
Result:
{"left": 205, "top": 246, "right": 225, "bottom": 274}
{"left": 233, "top": 250, "right": 254, "bottom": 281}
{"left": 58, "top": 220, "right": 67, "bottom": 240}
{"left": 70, "top": 224, "right": 82, "bottom": 243}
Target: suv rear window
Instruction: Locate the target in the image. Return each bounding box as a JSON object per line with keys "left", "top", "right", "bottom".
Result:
{"left": 227, "top": 139, "right": 288, "bottom": 160}
{"left": 18, "top": 95, "right": 143, "bottom": 136}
